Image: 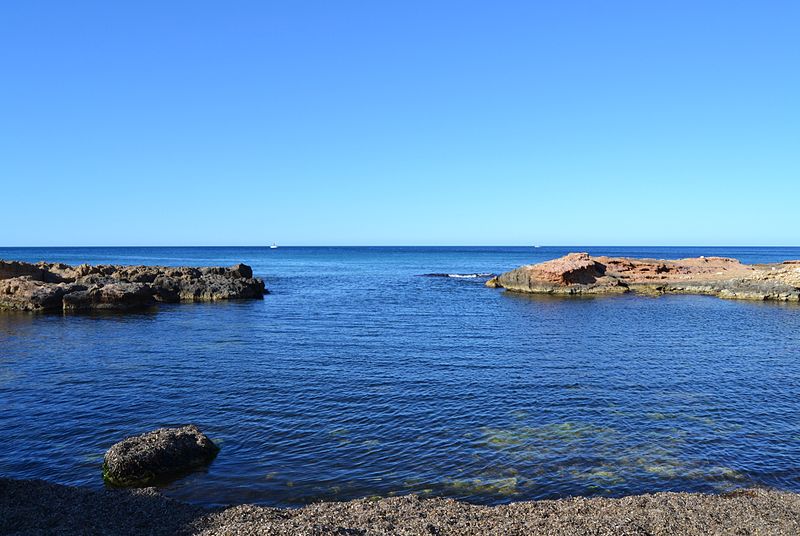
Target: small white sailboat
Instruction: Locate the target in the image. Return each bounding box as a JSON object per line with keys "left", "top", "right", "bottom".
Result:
{"left": 270, "top": 243, "right": 278, "bottom": 249}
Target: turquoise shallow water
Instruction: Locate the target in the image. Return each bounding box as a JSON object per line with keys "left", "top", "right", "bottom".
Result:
{"left": 1, "top": 246, "right": 799, "bottom": 507}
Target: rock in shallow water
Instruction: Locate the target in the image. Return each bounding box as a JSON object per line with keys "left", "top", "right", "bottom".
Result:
{"left": 103, "top": 425, "right": 220, "bottom": 487}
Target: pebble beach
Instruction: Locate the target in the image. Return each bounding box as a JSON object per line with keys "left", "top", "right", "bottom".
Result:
{"left": 3, "top": 478, "right": 800, "bottom": 535}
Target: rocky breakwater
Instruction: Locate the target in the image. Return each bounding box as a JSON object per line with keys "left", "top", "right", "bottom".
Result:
{"left": 486, "top": 252, "right": 800, "bottom": 302}
{"left": 0, "top": 260, "right": 267, "bottom": 312}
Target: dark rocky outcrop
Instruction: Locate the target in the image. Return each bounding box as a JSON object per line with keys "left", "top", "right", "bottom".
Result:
{"left": 102, "top": 425, "right": 220, "bottom": 487}
{"left": 62, "top": 282, "right": 157, "bottom": 311}
{"left": 0, "top": 260, "right": 267, "bottom": 312}
{"left": 487, "top": 253, "right": 800, "bottom": 302}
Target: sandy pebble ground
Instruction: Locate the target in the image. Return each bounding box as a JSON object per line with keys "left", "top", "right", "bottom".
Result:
{"left": 3, "top": 478, "right": 800, "bottom": 535}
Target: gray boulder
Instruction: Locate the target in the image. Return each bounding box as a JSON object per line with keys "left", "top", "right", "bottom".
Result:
{"left": 102, "top": 425, "right": 220, "bottom": 487}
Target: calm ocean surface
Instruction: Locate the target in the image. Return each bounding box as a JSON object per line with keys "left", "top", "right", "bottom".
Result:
{"left": 1, "top": 246, "right": 799, "bottom": 507}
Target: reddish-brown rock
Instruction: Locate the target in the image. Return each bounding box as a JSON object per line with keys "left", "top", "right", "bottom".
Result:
{"left": 523, "top": 253, "right": 607, "bottom": 285}
{"left": 487, "top": 253, "right": 800, "bottom": 302}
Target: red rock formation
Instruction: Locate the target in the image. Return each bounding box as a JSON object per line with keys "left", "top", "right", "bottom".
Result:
{"left": 487, "top": 253, "right": 800, "bottom": 302}
{"left": 524, "top": 253, "right": 606, "bottom": 285}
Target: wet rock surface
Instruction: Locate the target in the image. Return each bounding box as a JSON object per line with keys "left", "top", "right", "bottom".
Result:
{"left": 0, "top": 260, "right": 266, "bottom": 311}
{"left": 488, "top": 253, "right": 800, "bottom": 302}
{"left": 3, "top": 478, "right": 800, "bottom": 535}
{"left": 103, "top": 425, "right": 220, "bottom": 487}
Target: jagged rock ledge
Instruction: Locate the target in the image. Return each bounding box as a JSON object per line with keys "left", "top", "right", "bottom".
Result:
{"left": 487, "top": 252, "right": 800, "bottom": 302}
{"left": 0, "top": 260, "right": 267, "bottom": 312}
{"left": 2, "top": 478, "right": 800, "bottom": 535}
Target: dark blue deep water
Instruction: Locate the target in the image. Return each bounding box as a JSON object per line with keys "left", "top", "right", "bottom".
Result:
{"left": 2, "top": 246, "right": 800, "bottom": 507}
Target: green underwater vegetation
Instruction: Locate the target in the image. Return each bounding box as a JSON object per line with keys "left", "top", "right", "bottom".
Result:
{"left": 448, "top": 418, "right": 753, "bottom": 499}
{"left": 444, "top": 476, "right": 520, "bottom": 497}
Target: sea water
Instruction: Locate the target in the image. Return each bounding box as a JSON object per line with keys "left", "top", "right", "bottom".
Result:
{"left": 1, "top": 246, "right": 799, "bottom": 507}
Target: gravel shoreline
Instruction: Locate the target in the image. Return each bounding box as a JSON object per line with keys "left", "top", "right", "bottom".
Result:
{"left": 3, "top": 478, "right": 800, "bottom": 535}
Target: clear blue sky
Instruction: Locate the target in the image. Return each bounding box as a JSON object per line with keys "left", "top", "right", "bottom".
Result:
{"left": 1, "top": 1, "right": 798, "bottom": 246}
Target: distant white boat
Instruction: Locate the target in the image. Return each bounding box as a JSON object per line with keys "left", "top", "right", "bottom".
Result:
{"left": 534, "top": 245, "right": 541, "bottom": 248}
{"left": 270, "top": 243, "right": 278, "bottom": 249}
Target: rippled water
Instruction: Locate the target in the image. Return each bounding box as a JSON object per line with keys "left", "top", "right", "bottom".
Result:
{"left": 1, "top": 246, "right": 800, "bottom": 507}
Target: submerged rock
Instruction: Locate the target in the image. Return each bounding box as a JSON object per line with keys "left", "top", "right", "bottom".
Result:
{"left": 488, "top": 253, "right": 800, "bottom": 302}
{"left": 0, "top": 260, "right": 267, "bottom": 312}
{"left": 103, "top": 425, "right": 220, "bottom": 487}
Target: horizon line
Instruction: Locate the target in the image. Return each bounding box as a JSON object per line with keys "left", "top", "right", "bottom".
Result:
{"left": 2, "top": 244, "right": 799, "bottom": 249}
